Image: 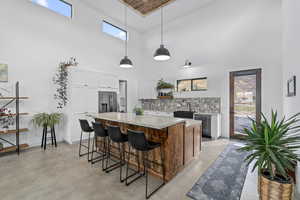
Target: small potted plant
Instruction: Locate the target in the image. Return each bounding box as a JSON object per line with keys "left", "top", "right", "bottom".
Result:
{"left": 239, "top": 111, "right": 300, "bottom": 200}
{"left": 156, "top": 79, "right": 174, "bottom": 99}
{"left": 133, "top": 107, "right": 144, "bottom": 116}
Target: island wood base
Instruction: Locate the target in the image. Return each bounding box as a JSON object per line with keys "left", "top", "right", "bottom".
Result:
{"left": 95, "top": 119, "right": 202, "bottom": 182}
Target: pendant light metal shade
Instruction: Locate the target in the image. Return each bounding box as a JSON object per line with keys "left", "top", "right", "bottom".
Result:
{"left": 154, "top": 45, "right": 171, "bottom": 61}
{"left": 120, "top": 4, "right": 133, "bottom": 68}
{"left": 153, "top": 5, "right": 171, "bottom": 61}
{"left": 183, "top": 60, "right": 192, "bottom": 68}
{"left": 120, "top": 56, "right": 133, "bottom": 68}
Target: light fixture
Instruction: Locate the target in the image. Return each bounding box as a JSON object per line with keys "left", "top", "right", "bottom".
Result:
{"left": 120, "top": 4, "right": 133, "bottom": 68}
{"left": 183, "top": 60, "right": 192, "bottom": 68}
{"left": 154, "top": 5, "right": 171, "bottom": 61}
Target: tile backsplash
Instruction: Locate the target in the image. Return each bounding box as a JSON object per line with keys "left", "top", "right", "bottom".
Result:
{"left": 140, "top": 97, "right": 221, "bottom": 113}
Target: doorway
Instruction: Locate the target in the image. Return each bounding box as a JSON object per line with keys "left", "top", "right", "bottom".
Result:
{"left": 119, "top": 80, "right": 127, "bottom": 112}
{"left": 229, "top": 69, "right": 261, "bottom": 138}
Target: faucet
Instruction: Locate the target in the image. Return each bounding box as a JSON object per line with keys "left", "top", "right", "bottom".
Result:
{"left": 187, "top": 102, "right": 192, "bottom": 112}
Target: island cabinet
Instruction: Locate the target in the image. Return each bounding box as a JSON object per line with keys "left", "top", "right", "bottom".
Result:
{"left": 90, "top": 112, "right": 202, "bottom": 182}
{"left": 184, "top": 123, "right": 202, "bottom": 165}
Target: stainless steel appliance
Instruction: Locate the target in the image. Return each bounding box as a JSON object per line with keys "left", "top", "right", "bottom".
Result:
{"left": 173, "top": 111, "right": 211, "bottom": 138}
{"left": 98, "top": 91, "right": 118, "bottom": 113}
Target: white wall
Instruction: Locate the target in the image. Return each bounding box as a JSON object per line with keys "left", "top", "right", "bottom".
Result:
{"left": 139, "top": 0, "right": 283, "bottom": 138}
{"left": 0, "top": 0, "right": 284, "bottom": 145}
{"left": 282, "top": 0, "right": 300, "bottom": 194}
{"left": 0, "top": 0, "right": 143, "bottom": 146}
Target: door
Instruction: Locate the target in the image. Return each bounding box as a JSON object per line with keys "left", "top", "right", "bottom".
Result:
{"left": 230, "top": 69, "right": 261, "bottom": 138}
{"left": 119, "top": 80, "right": 127, "bottom": 112}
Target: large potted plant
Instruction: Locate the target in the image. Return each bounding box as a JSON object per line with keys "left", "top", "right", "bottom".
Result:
{"left": 32, "top": 112, "right": 62, "bottom": 128}
{"left": 239, "top": 111, "right": 300, "bottom": 200}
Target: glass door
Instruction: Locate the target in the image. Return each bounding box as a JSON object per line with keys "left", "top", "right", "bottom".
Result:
{"left": 230, "top": 69, "right": 261, "bottom": 138}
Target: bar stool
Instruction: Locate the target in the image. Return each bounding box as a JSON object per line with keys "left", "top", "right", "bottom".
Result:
{"left": 125, "top": 129, "right": 166, "bottom": 199}
{"left": 105, "top": 125, "right": 128, "bottom": 183}
{"left": 78, "top": 119, "right": 94, "bottom": 162}
{"left": 91, "top": 122, "right": 108, "bottom": 170}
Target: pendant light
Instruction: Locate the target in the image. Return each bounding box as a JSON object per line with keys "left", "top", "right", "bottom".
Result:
{"left": 120, "top": 4, "right": 133, "bottom": 68}
{"left": 154, "top": 5, "right": 171, "bottom": 61}
{"left": 183, "top": 60, "right": 192, "bottom": 68}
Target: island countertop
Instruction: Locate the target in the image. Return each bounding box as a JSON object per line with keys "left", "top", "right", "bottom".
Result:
{"left": 87, "top": 112, "right": 201, "bottom": 129}
{"left": 88, "top": 112, "right": 202, "bottom": 181}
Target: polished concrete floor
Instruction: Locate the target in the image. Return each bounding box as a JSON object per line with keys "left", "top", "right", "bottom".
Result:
{"left": 0, "top": 139, "right": 290, "bottom": 200}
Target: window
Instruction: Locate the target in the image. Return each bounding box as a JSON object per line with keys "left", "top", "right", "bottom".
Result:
{"left": 31, "top": 0, "right": 72, "bottom": 18}
{"left": 177, "top": 78, "right": 208, "bottom": 92}
{"left": 192, "top": 78, "right": 208, "bottom": 91}
{"left": 177, "top": 80, "right": 191, "bottom": 92}
{"left": 102, "top": 21, "right": 127, "bottom": 41}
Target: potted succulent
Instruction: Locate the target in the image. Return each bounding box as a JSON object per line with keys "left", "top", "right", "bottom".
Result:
{"left": 133, "top": 107, "right": 144, "bottom": 116}
{"left": 156, "top": 79, "right": 174, "bottom": 99}
{"left": 32, "top": 112, "right": 62, "bottom": 128}
{"left": 239, "top": 111, "right": 300, "bottom": 200}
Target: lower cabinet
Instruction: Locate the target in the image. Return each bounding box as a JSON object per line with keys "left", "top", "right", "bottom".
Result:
{"left": 184, "top": 124, "right": 202, "bottom": 165}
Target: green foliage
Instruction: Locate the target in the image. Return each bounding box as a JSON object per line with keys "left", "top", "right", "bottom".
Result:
{"left": 156, "top": 79, "right": 174, "bottom": 91}
{"left": 32, "top": 113, "right": 62, "bottom": 128}
{"left": 133, "top": 107, "right": 144, "bottom": 115}
{"left": 53, "top": 57, "right": 78, "bottom": 109}
{"left": 239, "top": 110, "right": 300, "bottom": 180}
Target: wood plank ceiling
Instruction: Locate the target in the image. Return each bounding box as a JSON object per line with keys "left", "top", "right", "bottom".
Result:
{"left": 120, "top": 0, "right": 176, "bottom": 15}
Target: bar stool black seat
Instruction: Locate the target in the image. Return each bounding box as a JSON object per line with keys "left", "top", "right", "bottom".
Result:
{"left": 105, "top": 125, "right": 128, "bottom": 182}
{"left": 125, "top": 129, "right": 166, "bottom": 199}
{"left": 91, "top": 122, "right": 108, "bottom": 170}
{"left": 78, "top": 119, "right": 94, "bottom": 162}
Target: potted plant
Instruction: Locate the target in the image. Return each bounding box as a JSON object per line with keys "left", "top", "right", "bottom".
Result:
{"left": 32, "top": 112, "right": 62, "bottom": 128}
{"left": 156, "top": 79, "right": 174, "bottom": 99}
{"left": 53, "top": 57, "right": 78, "bottom": 109}
{"left": 239, "top": 111, "right": 300, "bottom": 200}
{"left": 133, "top": 107, "right": 144, "bottom": 116}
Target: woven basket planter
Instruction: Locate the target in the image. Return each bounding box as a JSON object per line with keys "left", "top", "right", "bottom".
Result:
{"left": 258, "top": 173, "right": 294, "bottom": 200}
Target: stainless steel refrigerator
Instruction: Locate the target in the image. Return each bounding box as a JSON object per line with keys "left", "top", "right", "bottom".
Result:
{"left": 98, "top": 91, "right": 118, "bottom": 113}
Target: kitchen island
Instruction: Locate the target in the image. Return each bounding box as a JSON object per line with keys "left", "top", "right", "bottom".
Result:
{"left": 87, "top": 112, "right": 202, "bottom": 181}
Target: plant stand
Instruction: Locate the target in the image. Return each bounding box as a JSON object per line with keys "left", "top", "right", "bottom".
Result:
{"left": 41, "top": 125, "right": 57, "bottom": 150}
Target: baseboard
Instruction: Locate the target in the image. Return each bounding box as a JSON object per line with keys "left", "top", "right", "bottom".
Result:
{"left": 295, "top": 190, "right": 300, "bottom": 199}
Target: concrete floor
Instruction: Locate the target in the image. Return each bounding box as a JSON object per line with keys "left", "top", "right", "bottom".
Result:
{"left": 0, "top": 139, "right": 280, "bottom": 200}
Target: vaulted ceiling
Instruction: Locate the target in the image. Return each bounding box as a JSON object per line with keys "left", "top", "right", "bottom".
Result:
{"left": 83, "top": 0, "right": 216, "bottom": 32}
{"left": 120, "top": 0, "right": 176, "bottom": 15}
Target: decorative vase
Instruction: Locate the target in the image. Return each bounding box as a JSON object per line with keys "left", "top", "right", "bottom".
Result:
{"left": 258, "top": 172, "right": 294, "bottom": 200}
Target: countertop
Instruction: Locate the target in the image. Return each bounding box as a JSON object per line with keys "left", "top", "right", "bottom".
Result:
{"left": 87, "top": 112, "right": 201, "bottom": 129}
{"left": 194, "top": 112, "right": 220, "bottom": 116}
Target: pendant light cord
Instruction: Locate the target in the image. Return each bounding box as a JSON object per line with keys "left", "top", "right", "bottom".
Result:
{"left": 125, "top": 4, "right": 128, "bottom": 56}
{"left": 161, "top": 6, "right": 163, "bottom": 45}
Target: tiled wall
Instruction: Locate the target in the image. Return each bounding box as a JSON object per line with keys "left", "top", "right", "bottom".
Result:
{"left": 140, "top": 98, "right": 221, "bottom": 113}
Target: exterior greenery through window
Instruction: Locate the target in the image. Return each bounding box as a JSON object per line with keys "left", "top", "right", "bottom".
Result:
{"left": 31, "top": 0, "right": 72, "bottom": 18}
{"left": 177, "top": 78, "right": 207, "bottom": 92}
{"left": 102, "top": 21, "right": 127, "bottom": 41}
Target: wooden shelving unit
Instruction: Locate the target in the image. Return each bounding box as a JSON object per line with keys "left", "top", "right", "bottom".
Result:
{"left": 0, "top": 97, "right": 29, "bottom": 100}
{"left": 0, "top": 113, "right": 29, "bottom": 117}
{"left": 0, "top": 144, "right": 29, "bottom": 153}
{"left": 0, "top": 128, "right": 29, "bottom": 135}
{"left": 0, "top": 82, "right": 29, "bottom": 155}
